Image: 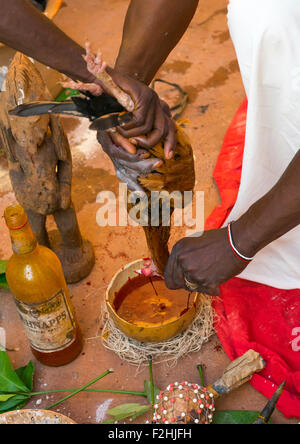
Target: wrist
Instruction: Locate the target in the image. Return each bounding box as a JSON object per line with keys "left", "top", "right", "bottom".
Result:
{"left": 115, "top": 51, "right": 155, "bottom": 85}
{"left": 114, "top": 64, "right": 150, "bottom": 85}
{"left": 230, "top": 214, "right": 263, "bottom": 259}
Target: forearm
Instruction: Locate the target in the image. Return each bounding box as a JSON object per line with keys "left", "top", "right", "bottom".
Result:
{"left": 233, "top": 150, "right": 300, "bottom": 257}
{"left": 0, "top": 0, "right": 91, "bottom": 82}
{"left": 115, "top": 0, "right": 199, "bottom": 84}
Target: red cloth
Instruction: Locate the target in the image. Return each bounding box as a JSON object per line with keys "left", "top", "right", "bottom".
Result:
{"left": 205, "top": 98, "right": 300, "bottom": 418}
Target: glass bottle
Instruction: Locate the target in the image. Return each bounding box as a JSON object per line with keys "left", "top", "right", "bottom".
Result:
{"left": 4, "top": 204, "right": 83, "bottom": 366}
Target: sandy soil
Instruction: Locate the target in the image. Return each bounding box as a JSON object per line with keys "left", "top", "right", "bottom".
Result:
{"left": 0, "top": 0, "right": 297, "bottom": 424}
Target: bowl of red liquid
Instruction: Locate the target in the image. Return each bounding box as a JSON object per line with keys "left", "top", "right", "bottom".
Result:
{"left": 106, "top": 259, "right": 201, "bottom": 343}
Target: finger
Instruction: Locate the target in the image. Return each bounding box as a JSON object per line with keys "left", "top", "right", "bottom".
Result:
{"left": 164, "top": 246, "right": 185, "bottom": 290}
{"left": 98, "top": 131, "right": 150, "bottom": 163}
{"left": 115, "top": 169, "right": 145, "bottom": 193}
{"left": 160, "top": 100, "right": 172, "bottom": 118}
{"left": 135, "top": 148, "right": 151, "bottom": 159}
{"left": 110, "top": 132, "right": 137, "bottom": 154}
{"left": 134, "top": 106, "right": 167, "bottom": 149}
{"left": 97, "top": 131, "right": 128, "bottom": 159}
{"left": 164, "top": 119, "right": 177, "bottom": 160}
{"left": 121, "top": 158, "right": 163, "bottom": 174}
{"left": 97, "top": 130, "right": 112, "bottom": 150}
{"left": 118, "top": 103, "right": 156, "bottom": 138}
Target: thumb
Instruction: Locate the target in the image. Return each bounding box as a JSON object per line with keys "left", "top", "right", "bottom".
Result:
{"left": 97, "top": 130, "right": 111, "bottom": 149}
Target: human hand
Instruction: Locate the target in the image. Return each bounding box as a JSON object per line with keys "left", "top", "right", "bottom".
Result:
{"left": 97, "top": 131, "right": 163, "bottom": 192}
{"left": 110, "top": 70, "right": 177, "bottom": 159}
{"left": 82, "top": 43, "right": 177, "bottom": 158}
{"left": 164, "top": 228, "right": 249, "bottom": 296}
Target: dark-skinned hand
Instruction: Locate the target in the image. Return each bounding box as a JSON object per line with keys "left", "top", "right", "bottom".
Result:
{"left": 97, "top": 131, "right": 163, "bottom": 192}
{"left": 164, "top": 228, "right": 249, "bottom": 296}
{"left": 106, "top": 69, "right": 177, "bottom": 159}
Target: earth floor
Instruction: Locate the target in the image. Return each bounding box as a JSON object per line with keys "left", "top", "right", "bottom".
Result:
{"left": 0, "top": 0, "right": 297, "bottom": 424}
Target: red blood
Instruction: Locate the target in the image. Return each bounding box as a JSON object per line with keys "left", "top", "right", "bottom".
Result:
{"left": 141, "top": 268, "right": 154, "bottom": 277}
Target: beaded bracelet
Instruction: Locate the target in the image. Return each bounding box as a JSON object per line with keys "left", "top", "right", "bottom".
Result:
{"left": 227, "top": 222, "right": 254, "bottom": 264}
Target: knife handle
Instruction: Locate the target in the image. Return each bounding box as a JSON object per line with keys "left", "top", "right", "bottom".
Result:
{"left": 207, "top": 350, "right": 266, "bottom": 399}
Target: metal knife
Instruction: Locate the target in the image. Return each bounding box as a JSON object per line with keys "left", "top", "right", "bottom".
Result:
{"left": 9, "top": 92, "right": 133, "bottom": 132}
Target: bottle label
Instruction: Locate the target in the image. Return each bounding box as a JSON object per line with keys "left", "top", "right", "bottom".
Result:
{"left": 15, "top": 289, "right": 76, "bottom": 353}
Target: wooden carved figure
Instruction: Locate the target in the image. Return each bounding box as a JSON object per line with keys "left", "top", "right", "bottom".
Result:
{"left": 0, "top": 53, "right": 95, "bottom": 283}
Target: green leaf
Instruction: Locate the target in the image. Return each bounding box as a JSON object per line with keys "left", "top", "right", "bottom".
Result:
{"left": 0, "top": 261, "right": 8, "bottom": 274}
{"left": 144, "top": 380, "right": 160, "bottom": 405}
{"left": 0, "top": 262, "right": 9, "bottom": 290}
{"left": 0, "top": 351, "right": 30, "bottom": 394}
{"left": 0, "top": 353, "right": 33, "bottom": 413}
{"left": 0, "top": 394, "right": 29, "bottom": 414}
{"left": 213, "top": 410, "right": 272, "bottom": 425}
{"left": 16, "top": 361, "right": 34, "bottom": 391}
{"left": 0, "top": 394, "right": 15, "bottom": 402}
{"left": 102, "top": 403, "right": 151, "bottom": 424}
{"left": 0, "top": 274, "right": 9, "bottom": 290}
{"left": 55, "top": 88, "right": 80, "bottom": 102}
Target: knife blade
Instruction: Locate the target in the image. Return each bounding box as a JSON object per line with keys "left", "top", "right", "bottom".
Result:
{"left": 8, "top": 92, "right": 131, "bottom": 131}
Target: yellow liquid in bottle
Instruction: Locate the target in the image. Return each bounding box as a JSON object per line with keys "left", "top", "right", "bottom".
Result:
{"left": 5, "top": 204, "right": 83, "bottom": 367}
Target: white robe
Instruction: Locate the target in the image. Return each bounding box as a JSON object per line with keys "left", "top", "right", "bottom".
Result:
{"left": 226, "top": 0, "right": 300, "bottom": 289}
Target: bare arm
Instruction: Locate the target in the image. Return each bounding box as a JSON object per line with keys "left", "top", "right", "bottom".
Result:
{"left": 0, "top": 0, "right": 197, "bottom": 156}
{"left": 116, "top": 0, "right": 199, "bottom": 84}
{"left": 165, "top": 150, "right": 300, "bottom": 295}
{"left": 0, "top": 0, "right": 91, "bottom": 82}
{"left": 233, "top": 150, "right": 300, "bottom": 258}
{"left": 115, "top": 0, "right": 199, "bottom": 151}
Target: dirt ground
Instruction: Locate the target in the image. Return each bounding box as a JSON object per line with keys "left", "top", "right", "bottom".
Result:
{"left": 0, "top": 0, "right": 297, "bottom": 424}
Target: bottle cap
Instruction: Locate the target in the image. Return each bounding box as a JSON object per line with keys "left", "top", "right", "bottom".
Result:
{"left": 4, "top": 204, "right": 28, "bottom": 231}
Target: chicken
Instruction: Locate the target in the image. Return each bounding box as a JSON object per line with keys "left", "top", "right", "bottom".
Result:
{"left": 68, "top": 44, "right": 196, "bottom": 275}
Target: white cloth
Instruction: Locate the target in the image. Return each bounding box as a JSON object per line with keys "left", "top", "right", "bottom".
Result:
{"left": 226, "top": 0, "right": 300, "bottom": 289}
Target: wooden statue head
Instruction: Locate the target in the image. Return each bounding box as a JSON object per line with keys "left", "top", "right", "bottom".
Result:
{"left": 5, "top": 53, "right": 51, "bottom": 153}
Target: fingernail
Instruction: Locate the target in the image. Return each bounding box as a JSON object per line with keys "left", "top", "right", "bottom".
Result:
{"left": 129, "top": 138, "right": 138, "bottom": 145}
{"left": 141, "top": 152, "right": 150, "bottom": 159}
{"left": 154, "top": 161, "right": 163, "bottom": 168}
